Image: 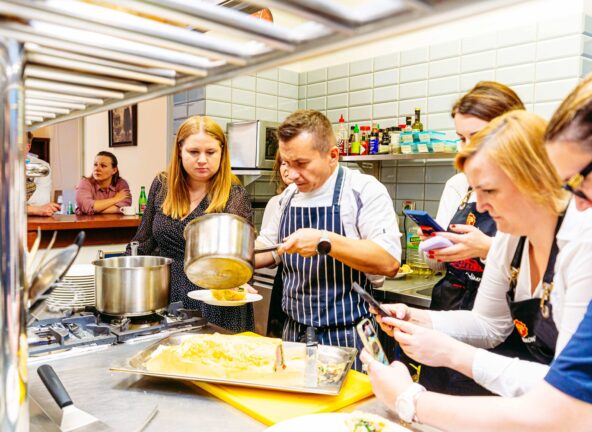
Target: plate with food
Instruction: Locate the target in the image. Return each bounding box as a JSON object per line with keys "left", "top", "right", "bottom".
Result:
{"left": 393, "top": 264, "right": 413, "bottom": 279}
{"left": 265, "top": 411, "right": 410, "bottom": 431}
{"left": 188, "top": 285, "right": 262, "bottom": 306}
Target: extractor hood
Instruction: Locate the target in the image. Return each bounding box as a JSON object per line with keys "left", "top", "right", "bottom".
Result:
{"left": 0, "top": 0, "right": 518, "bottom": 129}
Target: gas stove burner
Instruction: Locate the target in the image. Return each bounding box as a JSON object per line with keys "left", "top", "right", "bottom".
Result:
{"left": 28, "top": 302, "right": 208, "bottom": 356}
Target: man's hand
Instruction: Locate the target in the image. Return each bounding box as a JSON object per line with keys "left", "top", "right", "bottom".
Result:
{"left": 428, "top": 224, "right": 492, "bottom": 262}
{"left": 28, "top": 202, "right": 61, "bottom": 216}
{"left": 360, "top": 349, "right": 414, "bottom": 408}
{"left": 277, "top": 228, "right": 324, "bottom": 257}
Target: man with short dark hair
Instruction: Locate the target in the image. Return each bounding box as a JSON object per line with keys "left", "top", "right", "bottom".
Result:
{"left": 256, "top": 110, "right": 401, "bottom": 371}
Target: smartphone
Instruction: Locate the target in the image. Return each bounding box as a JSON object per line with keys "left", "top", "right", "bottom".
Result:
{"left": 403, "top": 209, "right": 446, "bottom": 236}
{"left": 356, "top": 318, "right": 389, "bottom": 365}
{"left": 352, "top": 282, "right": 392, "bottom": 318}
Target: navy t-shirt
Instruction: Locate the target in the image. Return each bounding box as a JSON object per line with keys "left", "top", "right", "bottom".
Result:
{"left": 545, "top": 300, "right": 592, "bottom": 403}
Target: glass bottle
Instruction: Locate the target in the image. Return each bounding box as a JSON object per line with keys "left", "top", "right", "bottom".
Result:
{"left": 412, "top": 108, "right": 424, "bottom": 132}
{"left": 138, "top": 186, "right": 147, "bottom": 216}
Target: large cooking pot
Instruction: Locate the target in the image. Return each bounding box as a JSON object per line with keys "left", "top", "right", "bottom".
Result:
{"left": 92, "top": 255, "right": 172, "bottom": 316}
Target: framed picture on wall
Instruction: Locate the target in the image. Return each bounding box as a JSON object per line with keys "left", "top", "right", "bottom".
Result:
{"left": 109, "top": 104, "right": 137, "bottom": 147}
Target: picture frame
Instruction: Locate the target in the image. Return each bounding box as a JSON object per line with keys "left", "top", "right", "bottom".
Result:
{"left": 108, "top": 104, "right": 137, "bottom": 147}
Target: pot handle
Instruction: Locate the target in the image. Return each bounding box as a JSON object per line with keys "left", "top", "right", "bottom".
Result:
{"left": 130, "top": 241, "right": 139, "bottom": 256}
{"left": 254, "top": 244, "right": 282, "bottom": 254}
{"left": 97, "top": 250, "right": 104, "bottom": 260}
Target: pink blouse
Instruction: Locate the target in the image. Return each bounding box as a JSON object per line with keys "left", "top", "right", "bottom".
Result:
{"left": 75, "top": 177, "right": 132, "bottom": 215}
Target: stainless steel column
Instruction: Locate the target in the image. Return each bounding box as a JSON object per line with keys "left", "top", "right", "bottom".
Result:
{"left": 0, "top": 38, "right": 28, "bottom": 432}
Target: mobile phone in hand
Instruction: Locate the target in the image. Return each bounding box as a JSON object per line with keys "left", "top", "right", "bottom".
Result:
{"left": 352, "top": 282, "right": 392, "bottom": 318}
{"left": 403, "top": 209, "right": 446, "bottom": 236}
{"left": 356, "top": 318, "right": 389, "bottom": 365}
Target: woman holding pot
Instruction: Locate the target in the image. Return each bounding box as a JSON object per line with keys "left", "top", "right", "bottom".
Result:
{"left": 76, "top": 151, "right": 132, "bottom": 215}
{"left": 127, "top": 116, "right": 254, "bottom": 332}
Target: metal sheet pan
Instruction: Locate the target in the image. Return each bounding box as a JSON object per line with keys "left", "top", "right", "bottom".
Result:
{"left": 110, "top": 332, "right": 356, "bottom": 396}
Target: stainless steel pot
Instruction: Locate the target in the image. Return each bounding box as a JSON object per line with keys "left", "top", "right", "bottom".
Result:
{"left": 92, "top": 255, "right": 172, "bottom": 316}
{"left": 184, "top": 213, "right": 256, "bottom": 290}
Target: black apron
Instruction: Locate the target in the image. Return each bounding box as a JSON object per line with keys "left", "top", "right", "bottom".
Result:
{"left": 404, "top": 190, "right": 498, "bottom": 395}
{"left": 501, "top": 214, "right": 563, "bottom": 364}
{"left": 431, "top": 189, "right": 497, "bottom": 311}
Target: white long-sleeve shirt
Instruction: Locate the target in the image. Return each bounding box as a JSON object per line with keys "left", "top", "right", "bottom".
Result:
{"left": 430, "top": 200, "right": 592, "bottom": 397}
{"left": 257, "top": 165, "right": 402, "bottom": 283}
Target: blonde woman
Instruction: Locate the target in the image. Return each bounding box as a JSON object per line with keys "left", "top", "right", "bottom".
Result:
{"left": 358, "top": 72, "right": 592, "bottom": 432}
{"left": 127, "top": 116, "right": 254, "bottom": 332}
{"left": 370, "top": 110, "right": 592, "bottom": 399}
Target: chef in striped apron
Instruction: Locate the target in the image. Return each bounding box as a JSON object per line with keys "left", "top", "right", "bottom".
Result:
{"left": 256, "top": 110, "right": 402, "bottom": 371}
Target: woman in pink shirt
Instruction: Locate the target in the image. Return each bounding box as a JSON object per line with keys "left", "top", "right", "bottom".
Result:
{"left": 75, "top": 151, "right": 131, "bottom": 215}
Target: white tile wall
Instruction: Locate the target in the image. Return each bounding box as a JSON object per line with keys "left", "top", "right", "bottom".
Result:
{"left": 399, "top": 81, "right": 427, "bottom": 100}
{"left": 374, "top": 53, "right": 400, "bottom": 71}
{"left": 327, "top": 93, "right": 348, "bottom": 109}
{"left": 401, "top": 47, "right": 429, "bottom": 66}
{"left": 328, "top": 63, "right": 349, "bottom": 80}
{"left": 495, "top": 64, "right": 535, "bottom": 86}
{"left": 461, "top": 51, "right": 496, "bottom": 73}
{"left": 400, "top": 63, "right": 428, "bottom": 83}
{"left": 429, "top": 41, "right": 460, "bottom": 61}
{"left": 307, "top": 82, "right": 327, "bottom": 98}
{"left": 374, "top": 69, "right": 399, "bottom": 87}
{"left": 349, "top": 89, "right": 373, "bottom": 106}
{"left": 462, "top": 33, "right": 496, "bottom": 54}
{"left": 328, "top": 78, "right": 349, "bottom": 95}
{"left": 349, "top": 74, "right": 373, "bottom": 91}
{"left": 373, "top": 86, "right": 398, "bottom": 103}
{"left": 350, "top": 59, "right": 373, "bottom": 76}
{"left": 278, "top": 83, "right": 298, "bottom": 99}
{"left": 497, "top": 44, "right": 536, "bottom": 67}
{"left": 497, "top": 25, "right": 537, "bottom": 47}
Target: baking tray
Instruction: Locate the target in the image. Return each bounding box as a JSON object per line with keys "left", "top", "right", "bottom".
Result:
{"left": 110, "top": 331, "right": 356, "bottom": 395}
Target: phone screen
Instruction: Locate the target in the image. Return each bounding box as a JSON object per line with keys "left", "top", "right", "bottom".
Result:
{"left": 352, "top": 282, "right": 391, "bottom": 318}
{"left": 403, "top": 210, "right": 445, "bottom": 235}
{"left": 357, "top": 319, "right": 388, "bottom": 365}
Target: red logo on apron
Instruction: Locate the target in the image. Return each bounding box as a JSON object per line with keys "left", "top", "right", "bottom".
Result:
{"left": 466, "top": 212, "right": 476, "bottom": 226}
{"left": 514, "top": 319, "right": 529, "bottom": 338}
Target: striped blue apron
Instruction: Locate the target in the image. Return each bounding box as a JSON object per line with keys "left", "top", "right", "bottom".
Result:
{"left": 279, "top": 166, "right": 374, "bottom": 371}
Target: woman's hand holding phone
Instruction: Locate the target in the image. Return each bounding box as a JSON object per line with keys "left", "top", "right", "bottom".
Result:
{"left": 428, "top": 224, "right": 493, "bottom": 262}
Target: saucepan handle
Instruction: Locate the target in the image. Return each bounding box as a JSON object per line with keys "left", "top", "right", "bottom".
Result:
{"left": 254, "top": 244, "right": 283, "bottom": 254}
{"left": 37, "top": 364, "right": 73, "bottom": 409}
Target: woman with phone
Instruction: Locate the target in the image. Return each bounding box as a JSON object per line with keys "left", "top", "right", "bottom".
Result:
{"left": 371, "top": 109, "right": 592, "bottom": 401}
{"left": 359, "top": 73, "right": 592, "bottom": 432}
{"left": 407, "top": 82, "right": 525, "bottom": 395}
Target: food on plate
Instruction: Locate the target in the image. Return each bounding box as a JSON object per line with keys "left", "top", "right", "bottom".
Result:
{"left": 399, "top": 264, "right": 412, "bottom": 273}
{"left": 211, "top": 286, "right": 247, "bottom": 301}
{"left": 145, "top": 333, "right": 286, "bottom": 378}
{"left": 345, "top": 411, "right": 401, "bottom": 432}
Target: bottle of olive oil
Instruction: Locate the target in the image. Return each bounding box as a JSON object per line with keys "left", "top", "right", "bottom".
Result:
{"left": 412, "top": 108, "right": 424, "bottom": 132}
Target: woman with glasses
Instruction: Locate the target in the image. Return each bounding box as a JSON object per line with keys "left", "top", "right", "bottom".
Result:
{"left": 358, "top": 73, "right": 592, "bottom": 432}
{"left": 371, "top": 110, "right": 592, "bottom": 399}
{"left": 126, "top": 116, "right": 255, "bottom": 333}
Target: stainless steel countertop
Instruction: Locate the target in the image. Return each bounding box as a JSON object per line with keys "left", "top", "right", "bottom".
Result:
{"left": 28, "top": 325, "right": 437, "bottom": 432}
{"left": 375, "top": 274, "right": 444, "bottom": 308}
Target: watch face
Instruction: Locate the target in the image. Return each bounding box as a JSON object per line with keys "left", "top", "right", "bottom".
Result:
{"left": 317, "top": 239, "right": 331, "bottom": 255}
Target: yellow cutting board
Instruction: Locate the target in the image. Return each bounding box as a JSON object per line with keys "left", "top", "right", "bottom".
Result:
{"left": 189, "top": 332, "right": 373, "bottom": 425}
{"left": 191, "top": 369, "right": 373, "bottom": 426}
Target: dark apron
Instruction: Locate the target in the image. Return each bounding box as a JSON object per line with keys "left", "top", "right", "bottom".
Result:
{"left": 279, "top": 166, "right": 373, "bottom": 372}
{"left": 404, "top": 190, "right": 498, "bottom": 395}
{"left": 502, "top": 214, "right": 563, "bottom": 364}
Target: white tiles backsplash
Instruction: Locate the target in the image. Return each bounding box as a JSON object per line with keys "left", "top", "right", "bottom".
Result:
{"left": 278, "top": 69, "right": 298, "bottom": 85}
{"left": 534, "top": 78, "right": 579, "bottom": 103}
{"left": 307, "top": 97, "right": 326, "bottom": 111}
{"left": 401, "top": 47, "right": 429, "bottom": 66}
{"left": 328, "top": 78, "right": 349, "bottom": 95}
{"left": 536, "top": 57, "right": 581, "bottom": 82}
{"left": 205, "top": 101, "right": 231, "bottom": 118}
{"left": 327, "top": 93, "right": 348, "bottom": 109}
{"left": 429, "top": 40, "right": 461, "bottom": 61}
{"left": 537, "top": 35, "right": 582, "bottom": 61}
{"left": 374, "top": 53, "right": 400, "bottom": 71}
{"left": 428, "top": 93, "right": 458, "bottom": 114}
{"left": 350, "top": 59, "right": 374, "bottom": 76}
{"left": 349, "top": 73, "right": 373, "bottom": 91}
{"left": 429, "top": 57, "right": 460, "bottom": 79}
{"left": 497, "top": 44, "right": 536, "bottom": 68}
{"left": 538, "top": 14, "right": 582, "bottom": 40}
{"left": 399, "top": 81, "right": 428, "bottom": 100}
{"left": 373, "top": 102, "right": 397, "bottom": 120}
{"left": 256, "top": 93, "right": 277, "bottom": 110}
{"left": 232, "top": 88, "right": 256, "bottom": 106}
{"left": 374, "top": 69, "right": 399, "bottom": 87}
{"left": 206, "top": 84, "right": 231, "bottom": 102}
{"left": 307, "top": 68, "right": 327, "bottom": 84}
{"left": 461, "top": 51, "right": 496, "bottom": 73}
{"left": 278, "top": 83, "right": 298, "bottom": 99}
{"left": 462, "top": 33, "right": 496, "bottom": 54}
{"left": 257, "top": 68, "right": 278, "bottom": 81}
{"left": 460, "top": 70, "right": 495, "bottom": 92}
{"left": 495, "top": 64, "right": 535, "bottom": 86}
{"left": 400, "top": 63, "right": 429, "bottom": 83}
{"left": 231, "top": 75, "right": 256, "bottom": 91}
{"left": 497, "top": 25, "right": 537, "bottom": 47}
{"left": 256, "top": 78, "right": 278, "bottom": 95}
{"left": 349, "top": 89, "right": 373, "bottom": 107}
{"left": 428, "top": 76, "right": 460, "bottom": 96}
{"left": 328, "top": 63, "right": 349, "bottom": 80}
{"left": 373, "top": 85, "right": 398, "bottom": 103}
{"left": 307, "top": 82, "right": 327, "bottom": 98}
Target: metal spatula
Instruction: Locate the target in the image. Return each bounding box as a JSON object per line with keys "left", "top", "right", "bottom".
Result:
{"left": 37, "top": 364, "right": 115, "bottom": 432}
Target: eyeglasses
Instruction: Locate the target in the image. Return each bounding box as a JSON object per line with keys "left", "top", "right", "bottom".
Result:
{"left": 563, "top": 160, "right": 592, "bottom": 200}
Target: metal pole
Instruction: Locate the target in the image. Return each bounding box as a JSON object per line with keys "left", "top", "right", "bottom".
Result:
{"left": 0, "top": 37, "right": 28, "bottom": 431}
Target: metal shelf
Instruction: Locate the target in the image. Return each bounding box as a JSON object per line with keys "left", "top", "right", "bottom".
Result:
{"left": 340, "top": 152, "right": 456, "bottom": 162}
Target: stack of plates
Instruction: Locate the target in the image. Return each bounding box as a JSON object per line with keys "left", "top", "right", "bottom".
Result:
{"left": 46, "top": 264, "right": 95, "bottom": 312}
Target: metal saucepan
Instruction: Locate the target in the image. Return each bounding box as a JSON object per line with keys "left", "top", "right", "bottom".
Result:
{"left": 184, "top": 213, "right": 281, "bottom": 290}
{"left": 93, "top": 250, "right": 172, "bottom": 317}
{"left": 28, "top": 231, "right": 85, "bottom": 308}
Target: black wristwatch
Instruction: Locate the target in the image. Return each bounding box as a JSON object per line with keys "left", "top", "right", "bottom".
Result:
{"left": 316, "top": 230, "right": 332, "bottom": 255}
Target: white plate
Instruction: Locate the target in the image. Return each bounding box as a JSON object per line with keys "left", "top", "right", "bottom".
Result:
{"left": 187, "top": 288, "right": 262, "bottom": 307}
{"left": 265, "top": 413, "right": 409, "bottom": 432}
{"left": 393, "top": 270, "right": 413, "bottom": 279}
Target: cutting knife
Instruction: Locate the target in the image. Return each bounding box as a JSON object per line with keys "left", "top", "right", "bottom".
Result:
{"left": 37, "top": 364, "right": 115, "bottom": 432}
